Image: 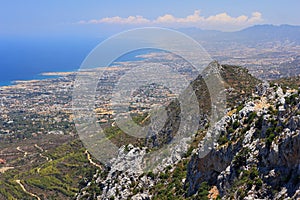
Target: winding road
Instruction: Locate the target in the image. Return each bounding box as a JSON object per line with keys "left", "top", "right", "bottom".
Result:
{"left": 0, "top": 166, "right": 14, "bottom": 173}
{"left": 85, "top": 150, "right": 102, "bottom": 169}
{"left": 15, "top": 179, "right": 41, "bottom": 200}
{"left": 16, "top": 147, "right": 28, "bottom": 158}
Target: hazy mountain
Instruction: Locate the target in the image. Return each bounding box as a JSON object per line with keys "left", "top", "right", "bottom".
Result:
{"left": 180, "top": 24, "right": 300, "bottom": 44}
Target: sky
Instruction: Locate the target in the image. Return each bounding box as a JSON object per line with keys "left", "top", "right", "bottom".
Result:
{"left": 1, "top": 0, "right": 300, "bottom": 38}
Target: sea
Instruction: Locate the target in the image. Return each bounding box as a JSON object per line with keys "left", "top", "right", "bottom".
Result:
{"left": 0, "top": 37, "right": 101, "bottom": 86}
{"left": 0, "top": 37, "right": 162, "bottom": 86}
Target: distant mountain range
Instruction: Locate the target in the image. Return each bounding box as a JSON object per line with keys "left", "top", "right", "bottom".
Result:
{"left": 179, "top": 24, "right": 300, "bottom": 44}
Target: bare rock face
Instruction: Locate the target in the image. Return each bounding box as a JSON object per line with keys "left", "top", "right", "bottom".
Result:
{"left": 289, "top": 116, "right": 300, "bottom": 132}
{"left": 77, "top": 136, "right": 192, "bottom": 199}
{"left": 256, "top": 81, "right": 270, "bottom": 96}
{"left": 93, "top": 145, "right": 156, "bottom": 200}
{"left": 186, "top": 115, "right": 240, "bottom": 196}
{"left": 186, "top": 86, "right": 300, "bottom": 199}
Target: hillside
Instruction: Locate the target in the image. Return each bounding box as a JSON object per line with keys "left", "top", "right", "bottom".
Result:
{"left": 76, "top": 63, "right": 300, "bottom": 200}
{"left": 187, "top": 82, "right": 300, "bottom": 199}
{"left": 2, "top": 62, "right": 299, "bottom": 200}
{"left": 0, "top": 138, "right": 99, "bottom": 200}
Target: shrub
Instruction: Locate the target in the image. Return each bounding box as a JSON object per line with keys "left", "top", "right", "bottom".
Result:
{"left": 159, "top": 173, "right": 169, "bottom": 180}
{"left": 197, "top": 182, "right": 209, "bottom": 200}
{"left": 184, "top": 146, "right": 194, "bottom": 157}
{"left": 233, "top": 120, "right": 240, "bottom": 129}
{"left": 228, "top": 127, "right": 235, "bottom": 134}
{"left": 250, "top": 168, "right": 259, "bottom": 179}
{"left": 255, "top": 179, "right": 263, "bottom": 189}
{"left": 255, "top": 116, "right": 263, "bottom": 129}
{"left": 245, "top": 112, "right": 257, "bottom": 124}
{"left": 266, "top": 133, "right": 276, "bottom": 146}
{"left": 147, "top": 171, "right": 155, "bottom": 179}
{"left": 236, "top": 104, "right": 244, "bottom": 113}
{"left": 275, "top": 126, "right": 283, "bottom": 133}
{"left": 218, "top": 135, "right": 229, "bottom": 145}
{"left": 233, "top": 148, "right": 250, "bottom": 167}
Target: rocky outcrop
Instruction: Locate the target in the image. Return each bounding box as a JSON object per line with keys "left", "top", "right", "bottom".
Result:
{"left": 186, "top": 84, "right": 300, "bottom": 199}
{"left": 76, "top": 136, "right": 192, "bottom": 199}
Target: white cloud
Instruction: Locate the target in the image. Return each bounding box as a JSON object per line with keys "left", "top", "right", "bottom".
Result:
{"left": 206, "top": 13, "right": 248, "bottom": 24}
{"left": 79, "top": 15, "right": 150, "bottom": 24}
{"left": 248, "top": 12, "right": 263, "bottom": 23}
{"left": 155, "top": 14, "right": 177, "bottom": 23}
{"left": 77, "top": 10, "right": 263, "bottom": 31}
{"left": 154, "top": 10, "right": 204, "bottom": 23}
{"left": 99, "top": 15, "right": 150, "bottom": 24}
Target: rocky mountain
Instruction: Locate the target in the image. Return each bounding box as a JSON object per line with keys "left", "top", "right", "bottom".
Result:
{"left": 74, "top": 62, "right": 297, "bottom": 200}
{"left": 187, "top": 82, "right": 300, "bottom": 199}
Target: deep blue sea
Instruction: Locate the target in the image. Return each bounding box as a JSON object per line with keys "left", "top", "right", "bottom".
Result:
{"left": 0, "top": 37, "right": 161, "bottom": 86}
{"left": 0, "top": 37, "right": 100, "bottom": 86}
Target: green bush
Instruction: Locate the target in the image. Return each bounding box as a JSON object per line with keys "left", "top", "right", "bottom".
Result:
{"left": 245, "top": 112, "right": 257, "bottom": 124}
{"left": 147, "top": 171, "right": 155, "bottom": 179}
{"left": 266, "top": 133, "right": 276, "bottom": 146}
{"left": 255, "top": 116, "right": 263, "bottom": 129}
{"left": 236, "top": 104, "right": 244, "bottom": 113}
{"left": 196, "top": 182, "right": 209, "bottom": 200}
{"left": 275, "top": 126, "right": 283, "bottom": 133}
{"left": 233, "top": 148, "right": 250, "bottom": 167}
{"left": 255, "top": 178, "right": 263, "bottom": 189}
{"left": 228, "top": 127, "right": 235, "bottom": 134}
{"left": 159, "top": 173, "right": 169, "bottom": 180}
{"left": 233, "top": 120, "right": 240, "bottom": 129}
{"left": 218, "top": 135, "right": 229, "bottom": 145}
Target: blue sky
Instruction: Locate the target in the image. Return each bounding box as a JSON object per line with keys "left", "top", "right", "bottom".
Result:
{"left": 1, "top": 0, "right": 300, "bottom": 37}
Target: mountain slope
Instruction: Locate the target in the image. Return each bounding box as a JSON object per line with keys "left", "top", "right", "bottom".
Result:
{"left": 187, "top": 82, "right": 300, "bottom": 199}
{"left": 75, "top": 62, "right": 265, "bottom": 199}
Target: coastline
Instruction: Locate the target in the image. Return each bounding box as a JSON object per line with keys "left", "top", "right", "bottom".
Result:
{"left": 0, "top": 50, "right": 156, "bottom": 88}
{"left": 0, "top": 70, "right": 77, "bottom": 88}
